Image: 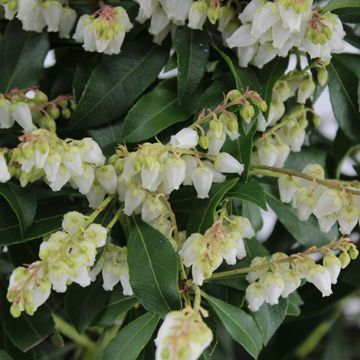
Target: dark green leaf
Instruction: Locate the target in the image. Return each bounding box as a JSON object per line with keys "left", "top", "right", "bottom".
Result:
{"left": 227, "top": 179, "right": 267, "bottom": 210}
{"left": 0, "top": 183, "right": 36, "bottom": 236}
{"left": 0, "top": 20, "right": 49, "bottom": 92}
{"left": 266, "top": 192, "right": 338, "bottom": 246}
{"left": 253, "top": 298, "right": 288, "bottom": 345}
{"left": 286, "top": 292, "right": 303, "bottom": 317}
{"left": 174, "top": 27, "right": 210, "bottom": 102}
{"left": 328, "top": 57, "right": 360, "bottom": 142}
{"left": 324, "top": 0, "right": 360, "bottom": 12}
{"left": 120, "top": 79, "right": 199, "bottom": 144}
{"left": 88, "top": 122, "right": 123, "bottom": 155}
{"left": 0, "top": 349, "right": 13, "bottom": 360}
{"left": 187, "top": 178, "right": 238, "bottom": 234}
{"left": 284, "top": 146, "right": 327, "bottom": 171}
{"left": 203, "top": 293, "right": 263, "bottom": 359}
{"left": 242, "top": 201, "right": 263, "bottom": 232}
{"left": 70, "top": 35, "right": 169, "bottom": 129}
{"left": 128, "top": 218, "right": 181, "bottom": 316}
{"left": 104, "top": 312, "right": 159, "bottom": 360}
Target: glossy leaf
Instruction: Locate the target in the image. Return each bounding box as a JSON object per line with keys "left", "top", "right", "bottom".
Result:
{"left": 0, "top": 20, "right": 49, "bottom": 92}
{"left": 120, "top": 79, "right": 199, "bottom": 144}
{"left": 324, "top": 0, "right": 360, "bottom": 12}
{"left": 186, "top": 178, "right": 238, "bottom": 234}
{"left": 128, "top": 218, "right": 181, "bottom": 316}
{"left": 203, "top": 293, "right": 263, "bottom": 359}
{"left": 174, "top": 27, "right": 210, "bottom": 102}
{"left": 70, "top": 35, "right": 169, "bottom": 129}
{"left": 104, "top": 312, "right": 159, "bottom": 360}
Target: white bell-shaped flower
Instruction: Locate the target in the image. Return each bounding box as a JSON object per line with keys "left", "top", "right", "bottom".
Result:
{"left": 318, "top": 214, "right": 337, "bottom": 233}
{"left": 227, "top": 24, "right": 258, "bottom": 48}
{"left": 163, "top": 157, "right": 186, "bottom": 194}
{"left": 203, "top": 161, "right": 226, "bottom": 183}
{"left": 263, "top": 272, "right": 285, "bottom": 305}
{"left": 278, "top": 175, "right": 297, "bottom": 203}
{"left": 96, "top": 165, "right": 117, "bottom": 194}
{"left": 44, "top": 152, "right": 61, "bottom": 182}
{"left": 135, "top": 0, "right": 157, "bottom": 23}
{"left": 323, "top": 255, "right": 342, "bottom": 285}
{"left": 11, "top": 102, "right": 33, "bottom": 132}
{"left": 80, "top": 138, "right": 105, "bottom": 166}
{"left": 251, "top": 2, "right": 279, "bottom": 37}
{"left": 72, "top": 163, "right": 95, "bottom": 195}
{"left": 63, "top": 146, "right": 83, "bottom": 176}
{"left": 59, "top": 7, "right": 77, "bottom": 38}
{"left": 313, "top": 189, "right": 342, "bottom": 219}
{"left": 257, "top": 141, "right": 278, "bottom": 166}
{"left": 170, "top": 128, "right": 199, "bottom": 149}
{"left": 191, "top": 166, "right": 213, "bottom": 199}
{"left": 281, "top": 270, "right": 301, "bottom": 298}
{"left": 141, "top": 161, "right": 162, "bottom": 191}
{"left": 246, "top": 282, "right": 265, "bottom": 312}
{"left": 207, "top": 129, "right": 226, "bottom": 156}
{"left": 307, "top": 265, "right": 332, "bottom": 297}
{"left": 159, "top": 0, "right": 192, "bottom": 25}
{"left": 337, "top": 205, "right": 359, "bottom": 235}
{"left": 214, "top": 153, "right": 244, "bottom": 175}
{"left": 0, "top": 99, "right": 14, "bottom": 129}
{"left": 62, "top": 211, "right": 87, "bottom": 235}
{"left": 183, "top": 155, "right": 198, "bottom": 186}
{"left": 48, "top": 164, "right": 71, "bottom": 191}
{"left": 141, "top": 196, "right": 166, "bottom": 223}
{"left": 86, "top": 183, "right": 106, "bottom": 209}
{"left": 188, "top": 1, "right": 208, "bottom": 30}
{"left": 124, "top": 187, "right": 146, "bottom": 216}
{"left": 42, "top": 0, "right": 63, "bottom": 32}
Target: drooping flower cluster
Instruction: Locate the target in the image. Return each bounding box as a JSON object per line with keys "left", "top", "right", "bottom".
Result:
{"left": 7, "top": 211, "right": 108, "bottom": 317}
{"left": 0, "top": 88, "right": 75, "bottom": 133}
{"left": 245, "top": 238, "right": 358, "bottom": 312}
{"left": 278, "top": 164, "right": 360, "bottom": 234}
{"left": 73, "top": 5, "right": 133, "bottom": 55}
{"left": 155, "top": 307, "right": 213, "bottom": 360}
{"left": 226, "top": 0, "right": 345, "bottom": 68}
{"left": 180, "top": 215, "right": 255, "bottom": 285}
{"left": 90, "top": 243, "right": 133, "bottom": 295}
{"left": 1, "top": 0, "right": 77, "bottom": 38}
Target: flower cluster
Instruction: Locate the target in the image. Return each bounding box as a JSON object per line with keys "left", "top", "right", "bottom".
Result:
{"left": 0, "top": 88, "right": 75, "bottom": 133}
{"left": 180, "top": 215, "right": 255, "bottom": 285}
{"left": 7, "top": 211, "right": 108, "bottom": 317}
{"left": 278, "top": 164, "right": 360, "bottom": 234}
{"left": 1, "top": 0, "right": 77, "bottom": 38}
{"left": 155, "top": 307, "right": 213, "bottom": 360}
{"left": 73, "top": 5, "right": 133, "bottom": 55}
{"left": 90, "top": 243, "right": 133, "bottom": 295}
{"left": 245, "top": 239, "right": 358, "bottom": 312}
{"left": 226, "top": 0, "right": 345, "bottom": 68}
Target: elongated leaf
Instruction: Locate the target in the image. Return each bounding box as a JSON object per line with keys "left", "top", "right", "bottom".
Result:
{"left": 88, "top": 122, "right": 123, "bottom": 156}
{"left": 203, "top": 293, "right": 262, "bottom": 359}
{"left": 120, "top": 79, "right": 198, "bottom": 143}
{"left": 0, "top": 350, "right": 13, "bottom": 360}
{"left": 0, "top": 183, "right": 36, "bottom": 236}
{"left": 242, "top": 201, "right": 263, "bottom": 232}
{"left": 104, "top": 312, "right": 159, "bottom": 360}
{"left": 253, "top": 298, "right": 288, "bottom": 345}
{"left": 324, "top": 0, "right": 360, "bottom": 12}
{"left": 70, "top": 35, "right": 169, "bottom": 129}
{"left": 128, "top": 218, "right": 181, "bottom": 316}
{"left": 227, "top": 180, "right": 267, "bottom": 210}
{"left": 174, "top": 27, "right": 209, "bottom": 102}
{"left": 0, "top": 20, "right": 49, "bottom": 92}
{"left": 266, "top": 192, "right": 338, "bottom": 246}
{"left": 187, "top": 178, "right": 238, "bottom": 234}
{"left": 328, "top": 57, "right": 360, "bottom": 142}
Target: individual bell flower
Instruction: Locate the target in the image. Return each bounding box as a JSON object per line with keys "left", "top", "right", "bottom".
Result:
{"left": 297, "top": 75, "right": 315, "bottom": 104}
{"left": 141, "top": 160, "right": 162, "bottom": 192}
{"left": 162, "top": 157, "right": 186, "bottom": 194}
{"left": 17, "top": 0, "right": 47, "bottom": 32}
{"left": 207, "top": 129, "right": 226, "bottom": 156}
{"left": 188, "top": 1, "right": 208, "bottom": 30}
{"left": 323, "top": 254, "right": 342, "bottom": 285}
{"left": 267, "top": 101, "right": 285, "bottom": 126}
{"left": 245, "top": 281, "right": 265, "bottom": 312}
{"left": 202, "top": 161, "right": 226, "bottom": 183}
{"left": 121, "top": 152, "right": 138, "bottom": 181}
{"left": 96, "top": 165, "right": 117, "bottom": 194}
{"left": 86, "top": 183, "right": 106, "bottom": 209}
{"left": 0, "top": 152, "right": 11, "bottom": 183}
{"left": 59, "top": 6, "right": 77, "bottom": 39}
{"left": 281, "top": 269, "right": 301, "bottom": 298}
{"left": 278, "top": 176, "right": 298, "bottom": 203}
{"left": 2, "top": 1, "right": 18, "bottom": 20}
{"left": 294, "top": 188, "right": 316, "bottom": 221}
{"left": 79, "top": 138, "right": 105, "bottom": 166}
{"left": 318, "top": 214, "right": 337, "bottom": 233}
{"left": 72, "top": 163, "right": 95, "bottom": 195}
{"left": 170, "top": 128, "right": 199, "bottom": 149}
{"left": 263, "top": 272, "right": 285, "bottom": 305}
{"left": 124, "top": 186, "right": 146, "bottom": 216}
{"left": 135, "top": 0, "right": 157, "bottom": 23}
{"left": 251, "top": 43, "right": 278, "bottom": 69}
{"left": 191, "top": 166, "right": 214, "bottom": 199}
{"left": 183, "top": 155, "right": 198, "bottom": 186}
{"left": 214, "top": 153, "right": 244, "bottom": 175}
{"left": 141, "top": 196, "right": 166, "bottom": 223}
{"left": 226, "top": 24, "right": 258, "bottom": 49}
{"left": 7, "top": 263, "right": 51, "bottom": 317}
{"left": 251, "top": 1, "right": 279, "bottom": 37}
{"left": 0, "top": 99, "right": 14, "bottom": 129}
{"left": 277, "top": 0, "right": 312, "bottom": 33}
{"left": 273, "top": 141, "right": 290, "bottom": 168}
{"left": 337, "top": 205, "right": 359, "bottom": 235}
{"left": 11, "top": 102, "right": 33, "bottom": 132}
{"left": 150, "top": 216, "right": 174, "bottom": 240}
{"left": 227, "top": 215, "right": 255, "bottom": 239}
{"left": 62, "top": 211, "right": 87, "bottom": 235}
{"left": 48, "top": 164, "right": 71, "bottom": 192}
{"left": 155, "top": 308, "right": 213, "bottom": 360}
{"left": 245, "top": 256, "right": 269, "bottom": 283}
{"left": 239, "top": 0, "right": 263, "bottom": 23}
{"left": 159, "top": 0, "right": 192, "bottom": 25}
{"left": 306, "top": 264, "right": 332, "bottom": 297}
{"left": 41, "top": 0, "right": 63, "bottom": 32}
{"left": 312, "top": 189, "right": 342, "bottom": 219}
{"left": 83, "top": 223, "right": 108, "bottom": 248}
{"left": 192, "top": 252, "right": 223, "bottom": 286}
{"left": 236, "top": 45, "right": 258, "bottom": 68}
{"left": 148, "top": 5, "right": 171, "bottom": 42}
{"left": 44, "top": 152, "right": 61, "bottom": 182}
{"left": 179, "top": 233, "right": 207, "bottom": 268}
{"left": 63, "top": 146, "right": 83, "bottom": 176}
{"left": 257, "top": 141, "right": 278, "bottom": 167}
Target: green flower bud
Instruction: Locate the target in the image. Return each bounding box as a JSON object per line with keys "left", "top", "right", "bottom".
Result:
{"left": 34, "top": 91, "right": 48, "bottom": 104}
{"left": 207, "top": 6, "right": 221, "bottom": 24}
{"left": 240, "top": 104, "right": 255, "bottom": 123}
{"left": 61, "top": 108, "right": 71, "bottom": 119}
{"left": 349, "top": 246, "right": 359, "bottom": 260}
{"left": 312, "top": 113, "right": 321, "bottom": 127}
{"left": 8, "top": 0, "right": 17, "bottom": 11}
{"left": 38, "top": 116, "right": 56, "bottom": 132}
{"left": 227, "top": 89, "right": 242, "bottom": 101}
{"left": 317, "top": 67, "right": 328, "bottom": 87}
{"left": 339, "top": 251, "right": 351, "bottom": 268}
{"left": 199, "top": 135, "right": 209, "bottom": 149}
{"left": 70, "top": 100, "right": 77, "bottom": 111}
{"left": 47, "top": 105, "right": 60, "bottom": 119}
{"left": 209, "top": 119, "right": 223, "bottom": 133}
{"left": 58, "top": 99, "right": 68, "bottom": 107}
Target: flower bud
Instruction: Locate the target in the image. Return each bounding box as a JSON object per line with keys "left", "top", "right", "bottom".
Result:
{"left": 240, "top": 103, "right": 255, "bottom": 123}
{"left": 317, "top": 67, "right": 328, "bottom": 86}
{"left": 198, "top": 135, "right": 209, "bottom": 150}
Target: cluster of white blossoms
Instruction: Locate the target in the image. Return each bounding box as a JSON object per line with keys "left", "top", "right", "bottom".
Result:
{"left": 180, "top": 215, "right": 255, "bottom": 285}
{"left": 90, "top": 243, "right": 133, "bottom": 295}
{"left": 245, "top": 239, "right": 358, "bottom": 312}
{"left": 278, "top": 164, "right": 360, "bottom": 235}
{"left": 226, "top": 0, "right": 345, "bottom": 68}
{"left": 73, "top": 5, "right": 133, "bottom": 55}
{"left": 7, "top": 211, "right": 108, "bottom": 317}
{"left": 0, "top": 89, "right": 75, "bottom": 133}
{"left": 1, "top": 0, "right": 77, "bottom": 38}
{"left": 155, "top": 307, "right": 213, "bottom": 360}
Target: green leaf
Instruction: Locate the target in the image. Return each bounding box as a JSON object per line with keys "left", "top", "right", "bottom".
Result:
{"left": 286, "top": 292, "right": 303, "bottom": 317}
{"left": 0, "top": 350, "right": 13, "bottom": 360}
{"left": 227, "top": 179, "right": 267, "bottom": 210}
{"left": 174, "top": 27, "right": 210, "bottom": 102}
{"left": 128, "top": 218, "right": 181, "bottom": 316}
{"left": 65, "top": 279, "right": 110, "bottom": 332}
{"left": 186, "top": 178, "right": 238, "bottom": 234}
{"left": 120, "top": 79, "right": 198, "bottom": 144}
{"left": 0, "top": 183, "right": 36, "bottom": 236}
{"left": 0, "top": 20, "right": 49, "bottom": 92}
{"left": 266, "top": 192, "right": 338, "bottom": 246}
{"left": 88, "top": 122, "right": 123, "bottom": 155}
{"left": 324, "top": 0, "right": 360, "bottom": 12}
{"left": 104, "top": 312, "right": 160, "bottom": 360}
{"left": 285, "top": 146, "right": 327, "bottom": 171}
{"left": 253, "top": 298, "right": 288, "bottom": 345}
{"left": 242, "top": 201, "right": 263, "bottom": 232}
{"left": 70, "top": 34, "right": 169, "bottom": 129}
{"left": 328, "top": 57, "right": 360, "bottom": 142}
{"left": 203, "top": 293, "right": 263, "bottom": 359}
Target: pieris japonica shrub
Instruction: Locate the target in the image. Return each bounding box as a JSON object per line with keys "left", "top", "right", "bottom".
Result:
{"left": 0, "top": 0, "right": 360, "bottom": 359}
